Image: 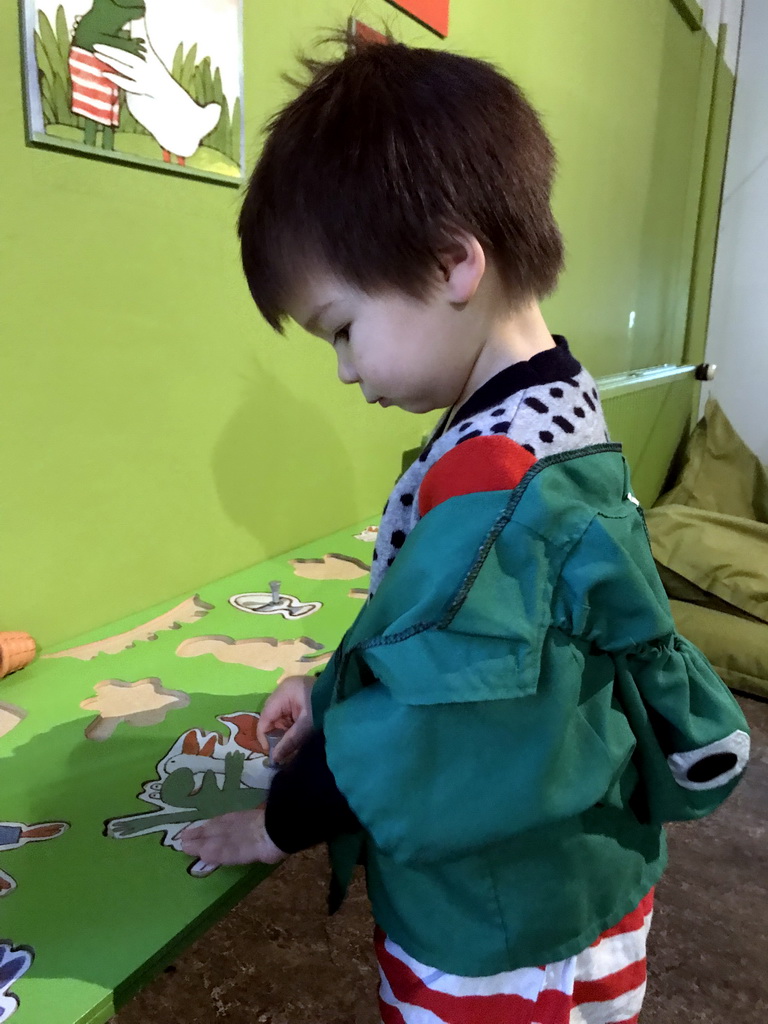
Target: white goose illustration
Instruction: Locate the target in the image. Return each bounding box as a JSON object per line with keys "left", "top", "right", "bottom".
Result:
{"left": 94, "top": 20, "right": 221, "bottom": 164}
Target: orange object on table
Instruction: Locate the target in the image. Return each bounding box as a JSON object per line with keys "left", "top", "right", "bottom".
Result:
{"left": 0, "top": 631, "right": 37, "bottom": 679}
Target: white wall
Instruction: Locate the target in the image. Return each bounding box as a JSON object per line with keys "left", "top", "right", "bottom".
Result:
{"left": 701, "top": 0, "right": 742, "bottom": 71}
{"left": 704, "top": 0, "right": 768, "bottom": 461}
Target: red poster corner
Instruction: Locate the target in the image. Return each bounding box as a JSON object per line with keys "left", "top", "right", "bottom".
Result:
{"left": 386, "top": 0, "right": 450, "bottom": 37}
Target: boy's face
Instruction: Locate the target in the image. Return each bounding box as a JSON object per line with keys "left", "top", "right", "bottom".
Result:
{"left": 286, "top": 271, "right": 483, "bottom": 415}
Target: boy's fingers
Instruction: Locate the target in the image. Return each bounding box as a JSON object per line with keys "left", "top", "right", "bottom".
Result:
{"left": 179, "top": 821, "right": 216, "bottom": 848}
{"left": 271, "top": 739, "right": 290, "bottom": 763}
{"left": 257, "top": 698, "right": 289, "bottom": 744}
{"left": 256, "top": 711, "right": 280, "bottom": 747}
{"left": 182, "top": 836, "right": 222, "bottom": 859}
{"left": 272, "top": 726, "right": 302, "bottom": 763}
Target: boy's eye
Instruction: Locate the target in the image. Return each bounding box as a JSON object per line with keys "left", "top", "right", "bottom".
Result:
{"left": 333, "top": 325, "right": 350, "bottom": 346}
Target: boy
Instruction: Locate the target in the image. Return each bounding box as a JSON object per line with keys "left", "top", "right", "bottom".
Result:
{"left": 182, "top": 32, "right": 749, "bottom": 1023}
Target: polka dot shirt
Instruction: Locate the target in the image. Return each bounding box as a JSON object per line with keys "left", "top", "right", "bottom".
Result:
{"left": 368, "top": 337, "right": 609, "bottom": 597}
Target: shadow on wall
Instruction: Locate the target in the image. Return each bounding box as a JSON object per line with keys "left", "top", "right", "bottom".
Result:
{"left": 211, "top": 353, "right": 359, "bottom": 554}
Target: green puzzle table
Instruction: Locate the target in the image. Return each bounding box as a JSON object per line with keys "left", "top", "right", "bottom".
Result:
{"left": 0, "top": 519, "right": 377, "bottom": 1024}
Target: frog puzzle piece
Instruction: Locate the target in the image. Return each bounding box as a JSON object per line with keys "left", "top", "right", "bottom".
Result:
{"left": 105, "top": 713, "right": 276, "bottom": 877}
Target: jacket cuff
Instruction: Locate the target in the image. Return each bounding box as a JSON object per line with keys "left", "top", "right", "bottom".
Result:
{"left": 263, "top": 728, "right": 361, "bottom": 854}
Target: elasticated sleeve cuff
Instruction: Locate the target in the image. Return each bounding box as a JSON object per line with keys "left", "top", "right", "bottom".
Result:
{"left": 264, "top": 729, "right": 361, "bottom": 854}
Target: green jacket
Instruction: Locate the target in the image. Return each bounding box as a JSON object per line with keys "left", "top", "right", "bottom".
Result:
{"left": 312, "top": 445, "right": 749, "bottom": 975}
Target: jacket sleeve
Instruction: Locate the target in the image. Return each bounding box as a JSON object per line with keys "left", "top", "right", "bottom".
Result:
{"left": 264, "top": 729, "right": 361, "bottom": 853}
{"left": 323, "top": 626, "right": 638, "bottom": 866}
{"left": 557, "top": 508, "right": 750, "bottom": 823}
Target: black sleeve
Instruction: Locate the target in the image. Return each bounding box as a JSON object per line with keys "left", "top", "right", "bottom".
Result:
{"left": 263, "top": 728, "right": 361, "bottom": 854}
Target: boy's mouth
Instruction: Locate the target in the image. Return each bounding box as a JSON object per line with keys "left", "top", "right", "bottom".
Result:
{"left": 364, "top": 392, "right": 392, "bottom": 407}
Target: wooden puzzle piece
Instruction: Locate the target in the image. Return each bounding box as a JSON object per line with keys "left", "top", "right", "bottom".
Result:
{"left": 80, "top": 678, "right": 190, "bottom": 741}
{"left": 0, "top": 822, "right": 69, "bottom": 899}
{"left": 0, "top": 942, "right": 33, "bottom": 1022}
{"left": 289, "top": 553, "right": 371, "bottom": 580}
{"left": 42, "top": 594, "right": 213, "bottom": 661}
{"left": 105, "top": 713, "right": 275, "bottom": 877}
{"left": 176, "top": 636, "right": 332, "bottom": 682}
{"left": 229, "top": 581, "right": 321, "bottom": 619}
{"left": 349, "top": 588, "right": 369, "bottom": 600}
{"left": 354, "top": 526, "right": 379, "bottom": 542}
{"left": 0, "top": 706, "right": 26, "bottom": 741}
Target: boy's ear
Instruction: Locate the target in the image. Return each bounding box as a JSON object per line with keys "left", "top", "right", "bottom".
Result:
{"left": 438, "top": 233, "right": 486, "bottom": 305}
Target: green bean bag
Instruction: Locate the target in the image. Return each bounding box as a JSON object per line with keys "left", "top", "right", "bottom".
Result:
{"left": 645, "top": 399, "right": 768, "bottom": 699}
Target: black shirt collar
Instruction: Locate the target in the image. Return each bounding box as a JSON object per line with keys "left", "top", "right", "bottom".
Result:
{"left": 434, "top": 335, "right": 581, "bottom": 441}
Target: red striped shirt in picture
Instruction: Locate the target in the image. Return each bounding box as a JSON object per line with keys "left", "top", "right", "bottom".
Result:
{"left": 68, "top": 46, "right": 120, "bottom": 127}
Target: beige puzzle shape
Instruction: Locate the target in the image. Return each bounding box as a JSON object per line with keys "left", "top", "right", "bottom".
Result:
{"left": 176, "top": 635, "right": 333, "bottom": 682}
{"left": 81, "top": 678, "right": 190, "bottom": 741}
{"left": 0, "top": 703, "right": 26, "bottom": 740}
{"left": 289, "top": 553, "right": 371, "bottom": 580}
{"left": 349, "top": 588, "right": 369, "bottom": 600}
{"left": 43, "top": 595, "right": 213, "bottom": 661}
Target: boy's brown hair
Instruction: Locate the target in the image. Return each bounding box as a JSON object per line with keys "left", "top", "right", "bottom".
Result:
{"left": 239, "top": 30, "right": 564, "bottom": 332}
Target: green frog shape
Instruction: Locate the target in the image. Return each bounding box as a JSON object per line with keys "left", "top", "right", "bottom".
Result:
{"left": 71, "top": 0, "right": 146, "bottom": 149}
{"left": 105, "top": 752, "right": 269, "bottom": 874}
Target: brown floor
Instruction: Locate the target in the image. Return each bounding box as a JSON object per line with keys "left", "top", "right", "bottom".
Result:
{"left": 112, "top": 693, "right": 768, "bottom": 1024}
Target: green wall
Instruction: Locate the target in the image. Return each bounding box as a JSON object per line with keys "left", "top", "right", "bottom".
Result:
{"left": 1, "top": 0, "right": 725, "bottom": 646}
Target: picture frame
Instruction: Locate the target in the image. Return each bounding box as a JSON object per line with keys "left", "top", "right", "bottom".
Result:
{"left": 19, "top": 0, "right": 245, "bottom": 186}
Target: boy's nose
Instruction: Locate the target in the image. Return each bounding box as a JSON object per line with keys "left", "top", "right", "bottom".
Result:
{"left": 336, "top": 357, "right": 359, "bottom": 386}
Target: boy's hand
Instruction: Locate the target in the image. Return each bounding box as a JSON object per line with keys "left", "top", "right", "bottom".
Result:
{"left": 179, "top": 808, "right": 286, "bottom": 866}
{"left": 257, "top": 675, "right": 315, "bottom": 763}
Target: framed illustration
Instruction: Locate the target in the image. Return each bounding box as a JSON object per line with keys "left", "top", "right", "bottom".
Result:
{"left": 385, "top": 0, "right": 450, "bottom": 37}
{"left": 19, "top": 0, "right": 245, "bottom": 185}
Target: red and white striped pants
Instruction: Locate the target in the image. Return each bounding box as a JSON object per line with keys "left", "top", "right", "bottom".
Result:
{"left": 376, "top": 890, "right": 653, "bottom": 1024}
